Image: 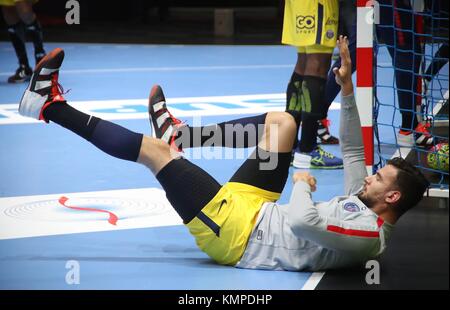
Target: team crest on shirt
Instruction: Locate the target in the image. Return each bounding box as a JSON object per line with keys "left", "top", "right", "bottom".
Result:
{"left": 326, "top": 30, "right": 335, "bottom": 39}
{"left": 343, "top": 202, "right": 361, "bottom": 212}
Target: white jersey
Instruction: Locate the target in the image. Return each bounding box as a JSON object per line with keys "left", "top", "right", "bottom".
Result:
{"left": 236, "top": 94, "right": 394, "bottom": 271}
{"left": 236, "top": 188, "right": 393, "bottom": 271}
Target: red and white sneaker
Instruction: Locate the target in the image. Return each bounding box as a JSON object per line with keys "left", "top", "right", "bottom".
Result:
{"left": 148, "top": 85, "right": 185, "bottom": 151}
{"left": 398, "top": 122, "right": 435, "bottom": 148}
{"left": 413, "top": 123, "right": 436, "bottom": 147}
{"left": 18, "top": 48, "right": 66, "bottom": 122}
{"left": 317, "top": 118, "right": 339, "bottom": 145}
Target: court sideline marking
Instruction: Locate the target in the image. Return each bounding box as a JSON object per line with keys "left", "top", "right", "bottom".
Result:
{"left": 0, "top": 93, "right": 340, "bottom": 125}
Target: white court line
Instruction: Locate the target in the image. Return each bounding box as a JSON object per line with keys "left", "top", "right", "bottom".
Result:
{"left": 301, "top": 272, "right": 325, "bottom": 290}
{"left": 0, "top": 93, "right": 341, "bottom": 125}
{"left": 0, "top": 64, "right": 292, "bottom": 76}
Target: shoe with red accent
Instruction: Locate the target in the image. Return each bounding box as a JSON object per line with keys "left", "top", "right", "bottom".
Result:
{"left": 148, "top": 85, "right": 185, "bottom": 151}
{"left": 18, "top": 48, "right": 66, "bottom": 122}
{"left": 317, "top": 118, "right": 339, "bottom": 145}
{"left": 398, "top": 122, "right": 435, "bottom": 148}
{"left": 414, "top": 122, "right": 435, "bottom": 148}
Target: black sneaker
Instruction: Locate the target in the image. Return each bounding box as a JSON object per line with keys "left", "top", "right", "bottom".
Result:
{"left": 148, "top": 85, "right": 185, "bottom": 152}
{"left": 7, "top": 64, "right": 32, "bottom": 83}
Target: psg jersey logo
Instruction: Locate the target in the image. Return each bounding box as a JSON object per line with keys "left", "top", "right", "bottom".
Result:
{"left": 343, "top": 202, "right": 361, "bottom": 213}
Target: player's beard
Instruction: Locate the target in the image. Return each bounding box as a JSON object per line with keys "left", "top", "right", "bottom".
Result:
{"left": 358, "top": 190, "right": 376, "bottom": 209}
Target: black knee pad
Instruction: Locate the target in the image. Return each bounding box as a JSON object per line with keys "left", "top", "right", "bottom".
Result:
{"left": 286, "top": 72, "right": 304, "bottom": 112}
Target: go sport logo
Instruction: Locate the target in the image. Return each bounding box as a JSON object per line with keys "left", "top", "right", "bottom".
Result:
{"left": 296, "top": 15, "right": 316, "bottom": 30}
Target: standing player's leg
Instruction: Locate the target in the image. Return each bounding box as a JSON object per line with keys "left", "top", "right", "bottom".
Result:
{"left": 424, "top": 44, "right": 449, "bottom": 91}
{"left": 14, "top": 0, "right": 46, "bottom": 64}
{"left": 1, "top": 4, "right": 32, "bottom": 83}
{"left": 293, "top": 48, "right": 343, "bottom": 169}
{"left": 286, "top": 51, "right": 306, "bottom": 113}
{"left": 297, "top": 51, "right": 332, "bottom": 153}
{"left": 18, "top": 48, "right": 225, "bottom": 226}
{"left": 377, "top": 0, "right": 434, "bottom": 148}
{"left": 281, "top": 0, "right": 343, "bottom": 169}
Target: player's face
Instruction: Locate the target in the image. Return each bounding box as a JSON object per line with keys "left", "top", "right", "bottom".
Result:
{"left": 359, "top": 165, "right": 399, "bottom": 207}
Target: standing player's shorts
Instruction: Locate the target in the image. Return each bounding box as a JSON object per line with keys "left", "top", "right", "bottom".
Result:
{"left": 186, "top": 182, "right": 280, "bottom": 266}
{"left": 0, "top": 0, "right": 38, "bottom": 6}
{"left": 282, "top": 0, "right": 339, "bottom": 54}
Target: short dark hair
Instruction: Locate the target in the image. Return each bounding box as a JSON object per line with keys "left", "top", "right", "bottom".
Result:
{"left": 387, "top": 157, "right": 430, "bottom": 215}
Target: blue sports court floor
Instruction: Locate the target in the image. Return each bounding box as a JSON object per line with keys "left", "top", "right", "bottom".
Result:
{"left": 0, "top": 42, "right": 447, "bottom": 289}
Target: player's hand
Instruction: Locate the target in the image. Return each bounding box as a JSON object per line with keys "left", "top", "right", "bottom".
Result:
{"left": 333, "top": 35, "right": 353, "bottom": 96}
{"left": 293, "top": 172, "right": 317, "bottom": 192}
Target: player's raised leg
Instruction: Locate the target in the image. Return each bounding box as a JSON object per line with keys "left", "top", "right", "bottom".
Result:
{"left": 18, "top": 48, "right": 224, "bottom": 227}
{"left": 149, "top": 84, "right": 300, "bottom": 196}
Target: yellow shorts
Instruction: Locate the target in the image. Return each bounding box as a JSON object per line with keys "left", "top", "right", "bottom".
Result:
{"left": 297, "top": 44, "right": 334, "bottom": 54}
{"left": 186, "top": 182, "right": 280, "bottom": 266}
{"left": 282, "top": 0, "right": 339, "bottom": 53}
{"left": 0, "top": 0, "right": 38, "bottom": 6}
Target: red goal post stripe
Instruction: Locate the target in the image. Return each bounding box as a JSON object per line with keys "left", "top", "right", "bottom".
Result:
{"left": 356, "top": 1, "right": 375, "bottom": 173}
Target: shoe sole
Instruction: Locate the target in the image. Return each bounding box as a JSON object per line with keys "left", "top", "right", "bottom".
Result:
{"left": 318, "top": 140, "right": 339, "bottom": 145}
{"left": 30, "top": 48, "right": 64, "bottom": 91}
{"left": 292, "top": 160, "right": 310, "bottom": 169}
{"left": 7, "top": 76, "right": 31, "bottom": 84}
{"left": 310, "top": 165, "right": 343, "bottom": 170}
{"left": 292, "top": 161, "right": 343, "bottom": 169}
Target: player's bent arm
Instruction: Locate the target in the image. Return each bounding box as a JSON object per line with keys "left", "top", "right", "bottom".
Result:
{"left": 287, "top": 182, "right": 380, "bottom": 255}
